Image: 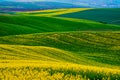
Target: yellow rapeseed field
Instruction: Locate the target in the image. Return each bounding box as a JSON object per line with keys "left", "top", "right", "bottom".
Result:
{"left": 0, "top": 61, "right": 120, "bottom": 80}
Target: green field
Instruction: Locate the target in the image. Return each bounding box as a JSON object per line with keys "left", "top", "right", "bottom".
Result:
{"left": 0, "top": 8, "right": 120, "bottom": 80}
{"left": 59, "top": 8, "right": 120, "bottom": 25}
{"left": 0, "top": 16, "right": 120, "bottom": 36}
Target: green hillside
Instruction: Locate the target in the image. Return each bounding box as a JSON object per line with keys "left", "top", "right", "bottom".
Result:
{"left": 0, "top": 44, "right": 80, "bottom": 63}
{"left": 59, "top": 8, "right": 120, "bottom": 25}
{"left": 0, "top": 8, "right": 120, "bottom": 80}
{"left": 0, "top": 15, "right": 120, "bottom": 36}
{"left": 0, "top": 32, "right": 120, "bottom": 66}
{"left": 0, "top": 31, "right": 120, "bottom": 80}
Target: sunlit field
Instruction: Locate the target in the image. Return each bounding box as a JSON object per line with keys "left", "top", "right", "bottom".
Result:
{"left": 18, "top": 8, "right": 91, "bottom": 16}
{"left": 0, "top": 8, "right": 120, "bottom": 80}
{"left": 0, "top": 61, "right": 120, "bottom": 80}
{"left": 0, "top": 32, "right": 120, "bottom": 80}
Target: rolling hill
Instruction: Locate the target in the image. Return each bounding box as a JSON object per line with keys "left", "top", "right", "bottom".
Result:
{"left": 59, "top": 8, "right": 120, "bottom": 25}
{"left": 0, "top": 35, "right": 120, "bottom": 78}
{"left": 19, "top": 8, "right": 90, "bottom": 16}
{"left": 0, "top": 32, "right": 120, "bottom": 66}
{"left": 0, "top": 8, "right": 120, "bottom": 80}
{"left": 0, "top": 31, "right": 120, "bottom": 80}
{"left": 0, "top": 16, "right": 120, "bottom": 36}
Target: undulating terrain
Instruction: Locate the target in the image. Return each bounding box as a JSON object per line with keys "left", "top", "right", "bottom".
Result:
{"left": 60, "top": 8, "right": 120, "bottom": 25}
{"left": 0, "top": 8, "right": 120, "bottom": 80}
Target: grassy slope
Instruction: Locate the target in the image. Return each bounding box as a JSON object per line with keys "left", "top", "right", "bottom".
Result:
{"left": 0, "top": 32, "right": 120, "bottom": 66}
{"left": 59, "top": 8, "right": 120, "bottom": 25}
{"left": 0, "top": 15, "right": 120, "bottom": 36}
{"left": 0, "top": 8, "right": 120, "bottom": 79}
{"left": 0, "top": 31, "right": 120, "bottom": 79}
{"left": 0, "top": 44, "right": 81, "bottom": 63}
{"left": 18, "top": 8, "right": 90, "bottom": 16}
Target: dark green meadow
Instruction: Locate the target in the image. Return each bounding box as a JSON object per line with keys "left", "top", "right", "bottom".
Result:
{"left": 60, "top": 8, "right": 120, "bottom": 25}
{"left": 0, "top": 15, "right": 120, "bottom": 36}
{"left": 0, "top": 8, "right": 120, "bottom": 80}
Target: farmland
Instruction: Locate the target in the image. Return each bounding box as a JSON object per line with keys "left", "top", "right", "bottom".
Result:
{"left": 0, "top": 16, "right": 120, "bottom": 36}
{"left": 59, "top": 8, "right": 120, "bottom": 25}
{"left": 0, "top": 62, "right": 120, "bottom": 80}
{"left": 0, "top": 8, "right": 120, "bottom": 80}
